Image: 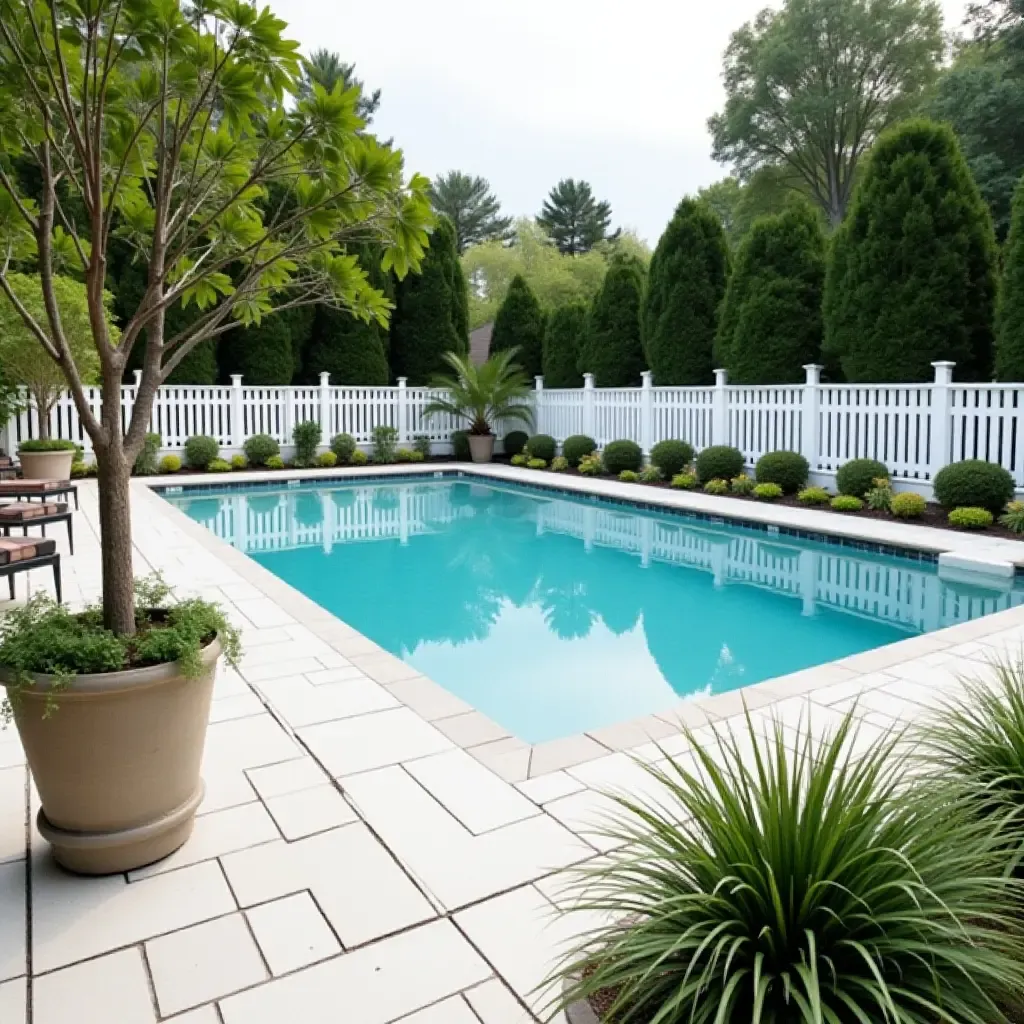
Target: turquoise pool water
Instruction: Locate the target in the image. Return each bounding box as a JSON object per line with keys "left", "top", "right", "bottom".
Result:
{"left": 166, "top": 476, "right": 1024, "bottom": 743}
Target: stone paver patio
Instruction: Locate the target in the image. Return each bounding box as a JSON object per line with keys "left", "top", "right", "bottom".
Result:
{"left": 3, "top": 466, "right": 1024, "bottom": 1022}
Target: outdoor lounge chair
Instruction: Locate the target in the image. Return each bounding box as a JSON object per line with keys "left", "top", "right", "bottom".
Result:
{"left": 0, "top": 479, "right": 79, "bottom": 510}
{"left": 0, "top": 536, "right": 61, "bottom": 603}
{"left": 0, "top": 501, "right": 73, "bottom": 554}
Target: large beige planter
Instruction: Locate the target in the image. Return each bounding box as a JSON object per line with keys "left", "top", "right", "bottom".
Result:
{"left": 1, "top": 635, "right": 220, "bottom": 874}
{"left": 18, "top": 449, "right": 75, "bottom": 480}
{"left": 468, "top": 434, "right": 495, "bottom": 463}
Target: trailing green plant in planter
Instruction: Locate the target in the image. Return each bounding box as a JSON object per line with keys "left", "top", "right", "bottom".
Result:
{"left": 550, "top": 713, "right": 1024, "bottom": 1023}
{"left": 0, "top": 576, "right": 242, "bottom": 874}
{"left": 19, "top": 439, "right": 79, "bottom": 453}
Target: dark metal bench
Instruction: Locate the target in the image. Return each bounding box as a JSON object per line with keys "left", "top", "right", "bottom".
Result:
{"left": 0, "top": 502, "right": 73, "bottom": 554}
{"left": 0, "top": 536, "right": 62, "bottom": 603}
{"left": 0, "top": 479, "right": 79, "bottom": 510}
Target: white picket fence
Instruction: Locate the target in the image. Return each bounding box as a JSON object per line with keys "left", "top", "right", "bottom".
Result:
{"left": 3, "top": 361, "right": 1024, "bottom": 497}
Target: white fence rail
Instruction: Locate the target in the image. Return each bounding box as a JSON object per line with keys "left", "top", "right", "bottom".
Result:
{"left": 3, "top": 361, "right": 1024, "bottom": 496}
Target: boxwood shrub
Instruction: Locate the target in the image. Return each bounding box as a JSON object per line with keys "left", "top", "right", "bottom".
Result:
{"left": 649, "top": 439, "right": 694, "bottom": 478}
{"left": 602, "top": 439, "right": 643, "bottom": 474}
{"left": 755, "top": 451, "right": 808, "bottom": 494}
{"left": 933, "top": 460, "right": 1015, "bottom": 514}
{"left": 526, "top": 434, "right": 557, "bottom": 462}
{"left": 184, "top": 434, "right": 219, "bottom": 469}
{"left": 695, "top": 445, "right": 744, "bottom": 484}
{"left": 890, "top": 492, "right": 927, "bottom": 518}
{"left": 836, "top": 458, "right": 888, "bottom": 498}
{"left": 330, "top": 433, "right": 356, "bottom": 463}
{"left": 562, "top": 434, "right": 597, "bottom": 468}
{"left": 132, "top": 432, "right": 161, "bottom": 476}
{"left": 503, "top": 430, "right": 529, "bottom": 457}
{"left": 948, "top": 506, "right": 994, "bottom": 529}
{"left": 243, "top": 433, "right": 280, "bottom": 467}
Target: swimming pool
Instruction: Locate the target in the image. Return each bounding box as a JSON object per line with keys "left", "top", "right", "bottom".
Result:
{"left": 166, "top": 475, "right": 1024, "bottom": 743}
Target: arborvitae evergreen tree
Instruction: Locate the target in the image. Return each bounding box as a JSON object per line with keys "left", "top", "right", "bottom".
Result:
{"left": 823, "top": 119, "right": 998, "bottom": 382}
{"left": 489, "top": 273, "right": 545, "bottom": 379}
{"left": 445, "top": 235, "right": 470, "bottom": 353}
{"left": 715, "top": 202, "right": 825, "bottom": 383}
{"left": 220, "top": 315, "right": 295, "bottom": 384}
{"left": 643, "top": 198, "right": 730, "bottom": 385}
{"left": 996, "top": 174, "right": 1024, "bottom": 380}
{"left": 390, "top": 217, "right": 463, "bottom": 383}
{"left": 580, "top": 255, "right": 646, "bottom": 386}
{"left": 543, "top": 301, "right": 587, "bottom": 387}
{"left": 300, "top": 247, "right": 389, "bottom": 384}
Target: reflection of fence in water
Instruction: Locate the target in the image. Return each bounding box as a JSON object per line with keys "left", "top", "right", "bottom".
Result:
{"left": 533, "top": 501, "right": 1024, "bottom": 634}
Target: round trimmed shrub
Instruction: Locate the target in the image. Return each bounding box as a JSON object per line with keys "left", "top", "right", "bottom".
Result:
{"left": 503, "top": 431, "right": 529, "bottom": 457}
{"left": 350, "top": 449, "right": 368, "bottom": 465}
{"left": 933, "top": 460, "right": 1015, "bottom": 514}
{"left": 836, "top": 458, "right": 888, "bottom": 499}
{"left": 798, "top": 486, "right": 830, "bottom": 505}
{"left": 704, "top": 478, "right": 729, "bottom": 495}
{"left": 244, "top": 433, "right": 280, "bottom": 467}
{"left": 562, "top": 434, "right": 597, "bottom": 468}
{"left": 318, "top": 451, "right": 338, "bottom": 468}
{"left": 695, "top": 445, "right": 744, "bottom": 484}
{"left": 266, "top": 454, "right": 285, "bottom": 470}
{"left": 330, "top": 433, "right": 357, "bottom": 463}
{"left": 649, "top": 440, "right": 695, "bottom": 479}
{"left": 890, "top": 492, "right": 927, "bottom": 519}
{"left": 948, "top": 506, "right": 994, "bottom": 529}
{"left": 526, "top": 434, "right": 557, "bottom": 462}
{"left": 184, "top": 434, "right": 219, "bottom": 469}
{"left": 831, "top": 495, "right": 864, "bottom": 512}
{"left": 602, "top": 440, "right": 643, "bottom": 475}
{"left": 158, "top": 454, "right": 181, "bottom": 474}
{"left": 451, "top": 430, "right": 471, "bottom": 461}
{"left": 755, "top": 451, "right": 809, "bottom": 494}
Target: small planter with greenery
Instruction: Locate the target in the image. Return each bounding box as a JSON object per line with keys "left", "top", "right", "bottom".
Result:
{"left": 424, "top": 349, "right": 534, "bottom": 464}
{"left": 17, "top": 438, "right": 79, "bottom": 480}
{"left": 0, "top": 577, "right": 241, "bottom": 875}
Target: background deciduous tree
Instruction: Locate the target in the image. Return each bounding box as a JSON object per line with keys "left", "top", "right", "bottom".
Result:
{"left": 709, "top": 0, "right": 944, "bottom": 229}
{"left": 0, "top": 0, "right": 431, "bottom": 633}
{"left": 537, "top": 179, "right": 616, "bottom": 255}
{"left": 823, "top": 119, "right": 998, "bottom": 381}
{"left": 0, "top": 274, "right": 106, "bottom": 436}
{"left": 580, "top": 256, "right": 646, "bottom": 387}
{"left": 715, "top": 202, "right": 826, "bottom": 383}
{"left": 643, "top": 199, "right": 730, "bottom": 385}
{"left": 429, "top": 172, "right": 512, "bottom": 254}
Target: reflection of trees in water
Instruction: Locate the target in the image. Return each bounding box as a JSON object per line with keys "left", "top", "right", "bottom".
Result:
{"left": 249, "top": 494, "right": 282, "bottom": 517}
{"left": 185, "top": 498, "right": 223, "bottom": 525}
{"left": 292, "top": 492, "right": 324, "bottom": 529}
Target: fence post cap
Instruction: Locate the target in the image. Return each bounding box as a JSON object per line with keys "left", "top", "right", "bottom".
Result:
{"left": 230, "top": 374, "right": 243, "bottom": 386}
{"left": 640, "top": 370, "right": 653, "bottom": 385}
{"left": 931, "top": 361, "right": 955, "bottom": 384}
{"left": 396, "top": 377, "right": 408, "bottom": 387}
{"left": 319, "top": 371, "right": 331, "bottom": 386}
{"left": 582, "top": 373, "right": 595, "bottom": 387}
{"left": 534, "top": 375, "right": 544, "bottom": 390}
{"left": 714, "top": 368, "right": 729, "bottom": 385}
{"left": 802, "top": 363, "right": 823, "bottom": 384}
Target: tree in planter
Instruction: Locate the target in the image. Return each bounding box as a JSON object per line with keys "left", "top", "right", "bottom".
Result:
{"left": 715, "top": 201, "right": 825, "bottom": 383}
{"left": 543, "top": 301, "right": 587, "bottom": 388}
{"left": 0, "top": 274, "right": 105, "bottom": 437}
{"left": 0, "top": 0, "right": 432, "bottom": 634}
{"left": 423, "top": 349, "right": 534, "bottom": 441}
{"left": 823, "top": 119, "right": 998, "bottom": 382}
{"left": 643, "top": 199, "right": 730, "bottom": 385}
{"left": 489, "top": 274, "right": 545, "bottom": 380}
{"left": 580, "top": 255, "right": 646, "bottom": 386}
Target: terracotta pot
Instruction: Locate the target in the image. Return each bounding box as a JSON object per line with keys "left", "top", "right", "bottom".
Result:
{"left": 18, "top": 449, "right": 75, "bottom": 481}
{"left": 1, "top": 635, "right": 221, "bottom": 874}
{"left": 468, "top": 434, "right": 495, "bottom": 464}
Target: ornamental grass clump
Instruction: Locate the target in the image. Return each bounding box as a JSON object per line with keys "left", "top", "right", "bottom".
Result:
{"left": 1001, "top": 501, "right": 1024, "bottom": 535}
{"left": 551, "top": 712, "right": 1024, "bottom": 1024}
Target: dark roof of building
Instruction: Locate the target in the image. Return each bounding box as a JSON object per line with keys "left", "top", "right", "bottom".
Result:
{"left": 469, "top": 322, "right": 493, "bottom": 366}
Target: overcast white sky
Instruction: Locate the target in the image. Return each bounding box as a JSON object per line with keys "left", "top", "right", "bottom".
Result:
{"left": 269, "top": 0, "right": 972, "bottom": 245}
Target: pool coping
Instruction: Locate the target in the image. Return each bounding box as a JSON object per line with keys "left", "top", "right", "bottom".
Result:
{"left": 140, "top": 463, "right": 1024, "bottom": 780}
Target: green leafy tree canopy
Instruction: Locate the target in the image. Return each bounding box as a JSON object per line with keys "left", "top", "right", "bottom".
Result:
{"left": 537, "top": 179, "right": 616, "bottom": 255}
{"left": 0, "top": 0, "right": 432, "bottom": 633}
{"left": 709, "top": 0, "right": 944, "bottom": 228}
{"left": 644, "top": 199, "right": 731, "bottom": 385}
{"left": 298, "top": 49, "right": 381, "bottom": 122}
{"left": 823, "top": 119, "right": 998, "bottom": 382}
{"left": 429, "top": 171, "right": 512, "bottom": 254}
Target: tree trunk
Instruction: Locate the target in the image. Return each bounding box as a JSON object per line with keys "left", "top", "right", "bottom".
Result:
{"left": 95, "top": 443, "right": 136, "bottom": 635}
{"left": 96, "top": 373, "right": 137, "bottom": 636}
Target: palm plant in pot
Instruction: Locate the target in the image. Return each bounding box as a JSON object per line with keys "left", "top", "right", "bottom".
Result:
{"left": 0, "top": 0, "right": 431, "bottom": 873}
{"left": 424, "top": 349, "right": 534, "bottom": 463}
